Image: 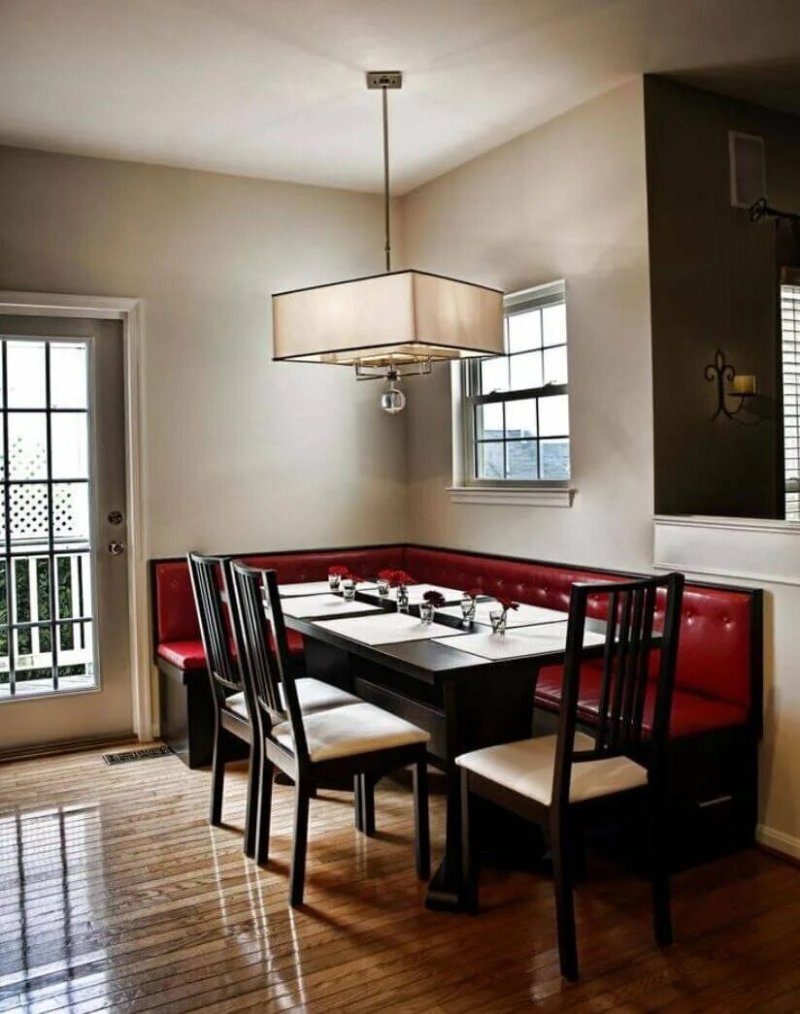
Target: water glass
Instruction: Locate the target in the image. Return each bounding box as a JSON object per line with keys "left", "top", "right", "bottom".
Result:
{"left": 328, "top": 572, "right": 341, "bottom": 591}
{"left": 342, "top": 579, "right": 356, "bottom": 602}
{"left": 420, "top": 602, "right": 435, "bottom": 625}
{"left": 489, "top": 609, "right": 507, "bottom": 635}
{"left": 460, "top": 595, "right": 476, "bottom": 627}
{"left": 377, "top": 578, "right": 390, "bottom": 597}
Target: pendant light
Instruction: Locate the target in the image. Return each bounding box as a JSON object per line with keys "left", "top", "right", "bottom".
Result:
{"left": 271, "top": 71, "right": 505, "bottom": 413}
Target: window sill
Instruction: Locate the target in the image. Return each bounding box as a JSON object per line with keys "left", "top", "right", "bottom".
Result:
{"left": 447, "top": 485, "right": 576, "bottom": 507}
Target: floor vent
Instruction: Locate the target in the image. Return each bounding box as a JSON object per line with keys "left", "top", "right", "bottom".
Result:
{"left": 103, "top": 745, "right": 172, "bottom": 766}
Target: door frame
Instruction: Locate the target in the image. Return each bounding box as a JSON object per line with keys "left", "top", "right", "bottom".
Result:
{"left": 0, "top": 291, "right": 151, "bottom": 741}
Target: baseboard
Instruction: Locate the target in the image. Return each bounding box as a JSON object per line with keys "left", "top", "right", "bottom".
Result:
{"left": 0, "top": 734, "right": 155, "bottom": 765}
{"left": 756, "top": 823, "right": 800, "bottom": 862}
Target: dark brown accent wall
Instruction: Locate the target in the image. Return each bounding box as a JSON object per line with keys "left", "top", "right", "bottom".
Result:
{"left": 645, "top": 77, "right": 800, "bottom": 518}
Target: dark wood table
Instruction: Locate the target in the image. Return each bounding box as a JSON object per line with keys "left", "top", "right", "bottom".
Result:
{"left": 281, "top": 587, "right": 604, "bottom": 911}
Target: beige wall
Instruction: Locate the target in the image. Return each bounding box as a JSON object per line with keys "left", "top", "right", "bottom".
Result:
{"left": 400, "top": 80, "right": 653, "bottom": 570}
{"left": 0, "top": 146, "right": 409, "bottom": 558}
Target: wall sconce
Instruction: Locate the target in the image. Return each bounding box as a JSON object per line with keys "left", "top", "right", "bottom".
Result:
{"left": 704, "top": 349, "right": 757, "bottom": 422}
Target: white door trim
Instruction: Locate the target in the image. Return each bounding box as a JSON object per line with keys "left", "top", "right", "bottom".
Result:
{"left": 0, "top": 291, "right": 151, "bottom": 741}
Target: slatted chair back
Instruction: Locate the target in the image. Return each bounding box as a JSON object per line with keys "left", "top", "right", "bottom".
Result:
{"left": 187, "top": 552, "right": 241, "bottom": 703}
{"left": 553, "top": 572, "right": 684, "bottom": 809}
{"left": 229, "top": 562, "right": 310, "bottom": 763}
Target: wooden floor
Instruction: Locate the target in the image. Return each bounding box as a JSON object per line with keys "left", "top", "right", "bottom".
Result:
{"left": 1, "top": 747, "right": 799, "bottom": 1014}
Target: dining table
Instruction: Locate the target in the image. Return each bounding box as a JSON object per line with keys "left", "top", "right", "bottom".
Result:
{"left": 278, "top": 581, "right": 608, "bottom": 911}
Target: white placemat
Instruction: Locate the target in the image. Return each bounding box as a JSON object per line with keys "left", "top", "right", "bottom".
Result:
{"left": 315, "top": 612, "right": 464, "bottom": 646}
{"left": 434, "top": 624, "right": 605, "bottom": 661}
{"left": 437, "top": 601, "right": 567, "bottom": 628}
{"left": 281, "top": 594, "right": 383, "bottom": 619}
{"left": 279, "top": 580, "right": 377, "bottom": 597}
{"left": 377, "top": 583, "right": 464, "bottom": 605}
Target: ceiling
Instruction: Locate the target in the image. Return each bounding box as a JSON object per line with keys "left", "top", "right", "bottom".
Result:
{"left": 2, "top": 0, "right": 800, "bottom": 194}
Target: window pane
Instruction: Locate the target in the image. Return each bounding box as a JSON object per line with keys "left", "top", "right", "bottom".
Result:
{"left": 539, "top": 395, "right": 570, "bottom": 436}
{"left": 50, "top": 344, "right": 88, "bottom": 409}
{"left": 10, "top": 483, "right": 49, "bottom": 546}
{"left": 477, "top": 442, "right": 505, "bottom": 480}
{"left": 7, "top": 342, "right": 46, "bottom": 408}
{"left": 543, "top": 345, "right": 568, "bottom": 385}
{"left": 7, "top": 413, "right": 47, "bottom": 480}
{"left": 506, "top": 441, "right": 538, "bottom": 480}
{"left": 53, "top": 483, "right": 90, "bottom": 548}
{"left": 52, "top": 414, "right": 89, "bottom": 480}
{"left": 508, "top": 309, "right": 542, "bottom": 353}
{"left": 540, "top": 438, "right": 571, "bottom": 479}
{"left": 476, "top": 402, "right": 503, "bottom": 440}
{"left": 480, "top": 356, "right": 508, "bottom": 394}
{"left": 542, "top": 303, "right": 567, "bottom": 346}
{"left": 505, "top": 398, "right": 537, "bottom": 439}
{"left": 509, "top": 351, "right": 542, "bottom": 391}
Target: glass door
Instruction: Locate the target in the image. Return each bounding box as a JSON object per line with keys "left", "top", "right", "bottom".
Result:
{"left": 0, "top": 317, "right": 131, "bottom": 753}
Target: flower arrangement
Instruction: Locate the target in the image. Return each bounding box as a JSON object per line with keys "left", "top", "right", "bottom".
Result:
{"left": 490, "top": 596, "right": 519, "bottom": 634}
{"left": 460, "top": 588, "right": 482, "bottom": 626}
{"left": 420, "top": 589, "right": 446, "bottom": 625}
{"left": 377, "top": 569, "right": 397, "bottom": 583}
{"left": 464, "top": 587, "right": 482, "bottom": 601}
{"left": 388, "top": 570, "right": 415, "bottom": 588}
{"left": 341, "top": 573, "right": 364, "bottom": 601}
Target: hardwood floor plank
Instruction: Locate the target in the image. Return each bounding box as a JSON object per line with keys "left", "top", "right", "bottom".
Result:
{"left": 1, "top": 747, "right": 798, "bottom": 1012}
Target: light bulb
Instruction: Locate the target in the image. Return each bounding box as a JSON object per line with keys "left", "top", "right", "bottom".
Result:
{"left": 380, "top": 386, "right": 406, "bottom": 414}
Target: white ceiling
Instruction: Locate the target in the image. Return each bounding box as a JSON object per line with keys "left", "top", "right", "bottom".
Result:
{"left": 1, "top": 0, "right": 800, "bottom": 194}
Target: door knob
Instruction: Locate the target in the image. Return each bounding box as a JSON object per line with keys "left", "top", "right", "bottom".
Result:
{"left": 108, "top": 541, "right": 125, "bottom": 556}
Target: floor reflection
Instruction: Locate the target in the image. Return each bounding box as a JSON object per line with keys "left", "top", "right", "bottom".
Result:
{"left": 0, "top": 803, "right": 109, "bottom": 1012}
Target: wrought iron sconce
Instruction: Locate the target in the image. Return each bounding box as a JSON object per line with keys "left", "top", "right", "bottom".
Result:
{"left": 705, "top": 349, "right": 757, "bottom": 423}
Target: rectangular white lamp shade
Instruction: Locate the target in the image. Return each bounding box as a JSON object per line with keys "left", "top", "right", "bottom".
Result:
{"left": 272, "top": 269, "right": 504, "bottom": 367}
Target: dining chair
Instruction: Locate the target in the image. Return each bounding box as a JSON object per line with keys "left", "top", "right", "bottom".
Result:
{"left": 456, "top": 572, "right": 685, "bottom": 980}
{"left": 188, "top": 551, "right": 260, "bottom": 857}
{"left": 229, "top": 561, "right": 431, "bottom": 908}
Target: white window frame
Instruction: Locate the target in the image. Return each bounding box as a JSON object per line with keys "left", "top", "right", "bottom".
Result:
{"left": 449, "top": 281, "right": 575, "bottom": 507}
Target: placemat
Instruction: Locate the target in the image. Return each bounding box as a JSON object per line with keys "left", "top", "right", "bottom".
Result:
{"left": 314, "top": 612, "right": 464, "bottom": 646}
{"left": 437, "top": 601, "right": 567, "bottom": 628}
{"left": 434, "top": 624, "right": 605, "bottom": 660}
{"left": 377, "top": 583, "right": 464, "bottom": 605}
{"left": 279, "top": 580, "right": 377, "bottom": 597}
{"left": 282, "top": 594, "right": 383, "bottom": 619}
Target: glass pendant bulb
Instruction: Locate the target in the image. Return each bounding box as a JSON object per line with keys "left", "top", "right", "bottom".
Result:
{"left": 380, "top": 369, "right": 406, "bottom": 414}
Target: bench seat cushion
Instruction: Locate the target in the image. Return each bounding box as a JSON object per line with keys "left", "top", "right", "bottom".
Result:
{"left": 535, "top": 662, "right": 749, "bottom": 738}
{"left": 158, "top": 640, "right": 207, "bottom": 670}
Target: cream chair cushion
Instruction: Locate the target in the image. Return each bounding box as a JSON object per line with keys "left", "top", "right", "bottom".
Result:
{"left": 225, "top": 678, "right": 357, "bottom": 723}
{"left": 456, "top": 732, "right": 647, "bottom": 806}
{"left": 224, "top": 691, "right": 249, "bottom": 720}
{"left": 283, "top": 677, "right": 359, "bottom": 714}
{"left": 273, "top": 701, "right": 429, "bottom": 763}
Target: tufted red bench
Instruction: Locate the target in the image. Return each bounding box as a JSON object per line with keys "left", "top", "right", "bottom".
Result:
{"left": 151, "top": 543, "right": 762, "bottom": 859}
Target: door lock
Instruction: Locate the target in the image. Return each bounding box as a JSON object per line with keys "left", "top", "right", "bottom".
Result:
{"left": 108, "top": 510, "right": 124, "bottom": 526}
{"left": 108, "top": 541, "right": 125, "bottom": 556}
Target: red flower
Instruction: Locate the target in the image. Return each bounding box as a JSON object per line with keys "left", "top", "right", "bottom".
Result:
{"left": 346, "top": 574, "right": 364, "bottom": 585}
{"left": 378, "top": 569, "right": 396, "bottom": 582}
{"left": 328, "top": 565, "right": 349, "bottom": 577}
{"left": 496, "top": 596, "right": 519, "bottom": 611}
{"left": 423, "top": 590, "right": 446, "bottom": 608}
{"left": 464, "top": 587, "right": 482, "bottom": 600}
{"left": 389, "top": 570, "right": 415, "bottom": 588}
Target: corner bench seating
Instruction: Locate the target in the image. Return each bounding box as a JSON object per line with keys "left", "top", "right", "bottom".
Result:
{"left": 151, "top": 543, "right": 762, "bottom": 861}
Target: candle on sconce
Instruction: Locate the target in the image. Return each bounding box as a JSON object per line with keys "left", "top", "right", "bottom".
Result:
{"left": 732, "top": 374, "right": 757, "bottom": 396}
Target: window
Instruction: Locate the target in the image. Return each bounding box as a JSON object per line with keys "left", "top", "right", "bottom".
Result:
{"left": 462, "top": 281, "right": 570, "bottom": 485}
{"left": 781, "top": 278, "right": 800, "bottom": 520}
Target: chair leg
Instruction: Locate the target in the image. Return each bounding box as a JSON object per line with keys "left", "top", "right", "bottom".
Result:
{"left": 460, "top": 769, "right": 478, "bottom": 912}
{"left": 243, "top": 736, "right": 260, "bottom": 859}
{"left": 255, "top": 751, "right": 274, "bottom": 867}
{"left": 354, "top": 774, "right": 376, "bottom": 837}
{"left": 651, "top": 805, "right": 673, "bottom": 947}
{"left": 413, "top": 758, "right": 430, "bottom": 881}
{"left": 209, "top": 720, "right": 225, "bottom": 827}
{"left": 551, "top": 809, "right": 579, "bottom": 981}
{"left": 290, "top": 783, "right": 311, "bottom": 908}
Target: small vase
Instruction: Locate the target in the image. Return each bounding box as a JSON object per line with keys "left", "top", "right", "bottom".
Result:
{"left": 377, "top": 578, "right": 390, "bottom": 597}
{"left": 489, "top": 608, "right": 507, "bottom": 635}
{"left": 420, "top": 602, "right": 435, "bottom": 624}
{"left": 396, "top": 586, "right": 410, "bottom": 613}
{"left": 342, "top": 579, "right": 356, "bottom": 602}
{"left": 328, "top": 573, "right": 341, "bottom": 591}
{"left": 460, "top": 595, "right": 476, "bottom": 628}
